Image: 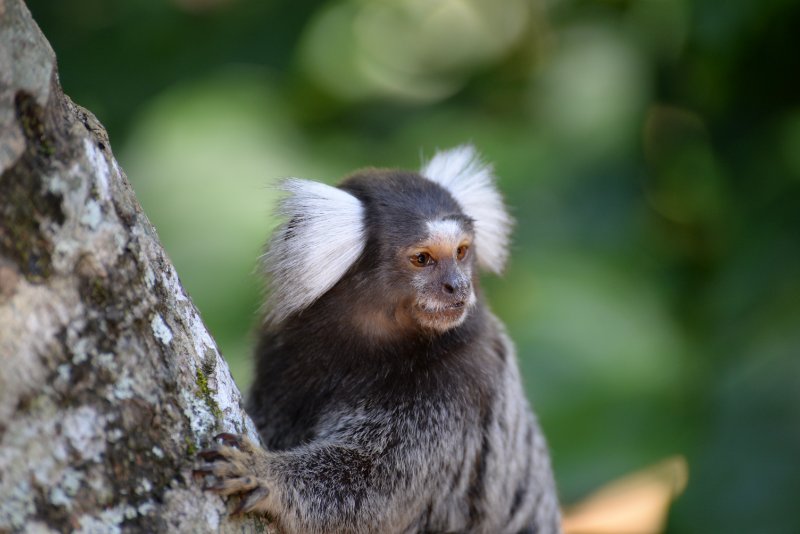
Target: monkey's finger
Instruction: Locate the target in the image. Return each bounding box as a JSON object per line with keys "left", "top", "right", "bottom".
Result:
{"left": 193, "top": 463, "right": 233, "bottom": 478}
{"left": 214, "top": 432, "right": 242, "bottom": 448}
{"left": 198, "top": 444, "right": 250, "bottom": 464}
{"left": 207, "top": 476, "right": 261, "bottom": 497}
{"left": 226, "top": 434, "right": 260, "bottom": 455}
{"left": 199, "top": 460, "right": 245, "bottom": 479}
{"left": 192, "top": 466, "right": 216, "bottom": 480}
{"left": 232, "top": 486, "right": 271, "bottom": 516}
{"left": 197, "top": 448, "right": 228, "bottom": 462}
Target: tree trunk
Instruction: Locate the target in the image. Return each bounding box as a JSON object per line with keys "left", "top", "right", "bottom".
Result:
{"left": 0, "top": 1, "right": 273, "bottom": 531}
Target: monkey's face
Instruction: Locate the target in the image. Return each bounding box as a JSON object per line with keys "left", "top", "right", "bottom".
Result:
{"left": 403, "top": 218, "right": 476, "bottom": 332}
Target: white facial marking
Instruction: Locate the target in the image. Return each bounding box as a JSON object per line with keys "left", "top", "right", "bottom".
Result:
{"left": 421, "top": 145, "right": 513, "bottom": 274}
{"left": 425, "top": 219, "right": 464, "bottom": 248}
{"left": 263, "top": 178, "right": 366, "bottom": 324}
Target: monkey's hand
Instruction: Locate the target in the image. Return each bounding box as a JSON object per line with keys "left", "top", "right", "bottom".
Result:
{"left": 195, "top": 425, "right": 413, "bottom": 532}
{"left": 194, "top": 433, "right": 277, "bottom": 516}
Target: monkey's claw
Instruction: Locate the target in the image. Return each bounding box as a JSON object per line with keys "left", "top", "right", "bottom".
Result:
{"left": 232, "top": 486, "right": 271, "bottom": 515}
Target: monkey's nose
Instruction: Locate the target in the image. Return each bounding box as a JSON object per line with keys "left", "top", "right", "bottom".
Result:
{"left": 441, "top": 280, "right": 470, "bottom": 300}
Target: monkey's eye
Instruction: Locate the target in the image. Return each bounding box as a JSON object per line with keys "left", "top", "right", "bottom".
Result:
{"left": 456, "top": 245, "right": 469, "bottom": 261}
{"left": 411, "top": 252, "right": 433, "bottom": 267}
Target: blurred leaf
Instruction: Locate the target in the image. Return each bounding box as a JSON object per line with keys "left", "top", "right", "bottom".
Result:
{"left": 501, "top": 253, "right": 685, "bottom": 403}
{"left": 563, "top": 456, "right": 688, "bottom": 534}
{"left": 299, "top": 0, "right": 531, "bottom": 103}
{"left": 532, "top": 23, "right": 650, "bottom": 162}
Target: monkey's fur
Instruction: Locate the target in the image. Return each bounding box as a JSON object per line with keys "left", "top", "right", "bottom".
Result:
{"left": 196, "top": 146, "right": 561, "bottom": 533}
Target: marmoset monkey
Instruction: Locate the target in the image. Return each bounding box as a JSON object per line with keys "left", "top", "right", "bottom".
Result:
{"left": 196, "top": 146, "right": 561, "bottom": 533}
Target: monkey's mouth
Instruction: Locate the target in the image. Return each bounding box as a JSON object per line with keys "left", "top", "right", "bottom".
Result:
{"left": 414, "top": 301, "right": 469, "bottom": 330}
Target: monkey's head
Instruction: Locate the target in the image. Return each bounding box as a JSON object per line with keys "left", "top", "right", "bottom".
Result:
{"left": 262, "top": 145, "right": 512, "bottom": 336}
{"left": 339, "top": 170, "right": 479, "bottom": 333}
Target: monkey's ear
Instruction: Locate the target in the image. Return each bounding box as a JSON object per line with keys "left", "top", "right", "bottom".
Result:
{"left": 421, "top": 145, "right": 513, "bottom": 274}
{"left": 263, "top": 178, "right": 366, "bottom": 323}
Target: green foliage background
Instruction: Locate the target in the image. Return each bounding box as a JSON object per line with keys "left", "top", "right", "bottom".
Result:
{"left": 28, "top": 0, "right": 800, "bottom": 531}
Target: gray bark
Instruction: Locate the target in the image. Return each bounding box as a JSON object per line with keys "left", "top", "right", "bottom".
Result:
{"left": 0, "top": 1, "right": 273, "bottom": 532}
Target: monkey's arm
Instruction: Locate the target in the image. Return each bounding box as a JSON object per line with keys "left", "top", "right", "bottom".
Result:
{"left": 195, "top": 430, "right": 420, "bottom": 533}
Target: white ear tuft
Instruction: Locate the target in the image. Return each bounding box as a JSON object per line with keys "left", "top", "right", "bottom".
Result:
{"left": 421, "top": 145, "right": 512, "bottom": 273}
{"left": 263, "top": 178, "right": 366, "bottom": 323}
